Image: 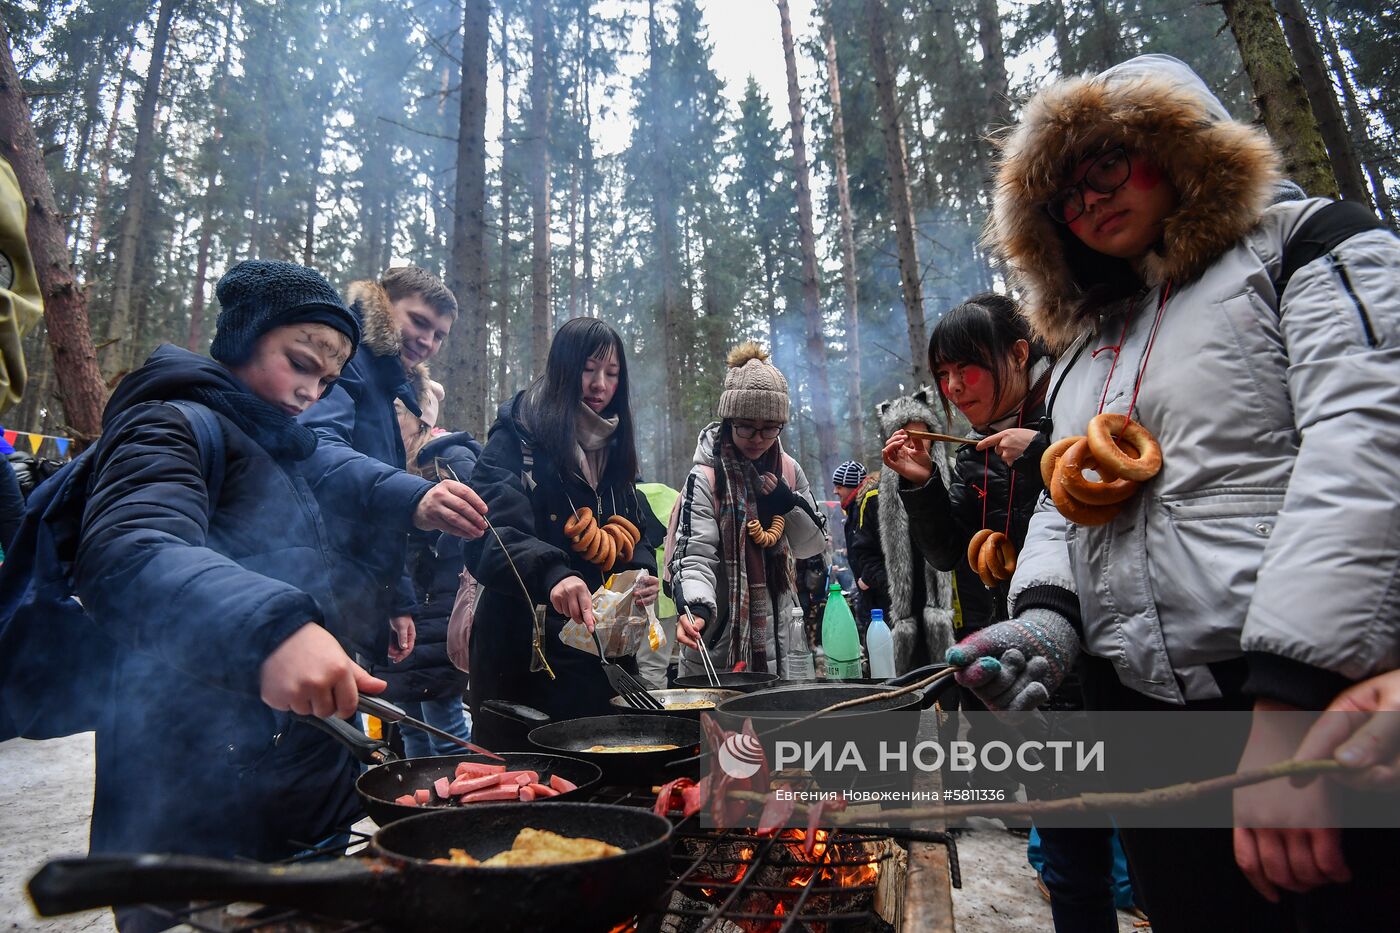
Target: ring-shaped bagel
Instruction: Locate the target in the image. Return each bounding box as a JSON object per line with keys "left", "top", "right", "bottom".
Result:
{"left": 614, "top": 528, "right": 635, "bottom": 564}
{"left": 1057, "top": 438, "right": 1141, "bottom": 506}
{"left": 1040, "top": 435, "right": 1084, "bottom": 490}
{"left": 574, "top": 523, "right": 601, "bottom": 553}
{"left": 979, "top": 531, "right": 1017, "bottom": 582}
{"left": 967, "top": 529, "right": 996, "bottom": 574}
{"left": 1051, "top": 468, "right": 1123, "bottom": 526}
{"left": 564, "top": 507, "right": 593, "bottom": 538}
{"left": 1087, "top": 413, "right": 1162, "bottom": 482}
{"left": 606, "top": 515, "right": 641, "bottom": 544}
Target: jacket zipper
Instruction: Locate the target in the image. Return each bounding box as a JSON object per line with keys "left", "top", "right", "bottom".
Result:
{"left": 1330, "top": 255, "right": 1379, "bottom": 348}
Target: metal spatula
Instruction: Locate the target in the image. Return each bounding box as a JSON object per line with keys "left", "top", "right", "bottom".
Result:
{"left": 589, "top": 627, "right": 664, "bottom": 711}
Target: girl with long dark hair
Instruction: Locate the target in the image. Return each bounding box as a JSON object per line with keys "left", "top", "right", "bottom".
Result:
{"left": 464, "top": 318, "right": 658, "bottom": 746}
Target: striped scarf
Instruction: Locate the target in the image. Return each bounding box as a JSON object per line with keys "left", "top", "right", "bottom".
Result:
{"left": 714, "top": 438, "right": 796, "bottom": 673}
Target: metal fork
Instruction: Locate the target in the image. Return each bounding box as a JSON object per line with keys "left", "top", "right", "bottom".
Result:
{"left": 590, "top": 626, "right": 664, "bottom": 711}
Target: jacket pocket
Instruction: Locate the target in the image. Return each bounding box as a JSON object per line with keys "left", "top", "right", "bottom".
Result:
{"left": 1328, "top": 255, "right": 1380, "bottom": 348}
{"left": 1147, "top": 487, "right": 1285, "bottom": 660}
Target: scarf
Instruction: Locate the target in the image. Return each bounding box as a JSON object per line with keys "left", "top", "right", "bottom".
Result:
{"left": 713, "top": 438, "right": 797, "bottom": 673}
{"left": 188, "top": 386, "right": 318, "bottom": 461}
{"left": 575, "top": 402, "right": 618, "bottom": 489}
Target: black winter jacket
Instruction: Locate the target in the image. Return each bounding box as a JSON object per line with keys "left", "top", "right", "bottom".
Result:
{"left": 376, "top": 430, "right": 483, "bottom": 703}
{"left": 297, "top": 321, "right": 432, "bottom": 661}
{"left": 464, "top": 395, "right": 657, "bottom": 736}
{"left": 74, "top": 345, "right": 359, "bottom": 860}
{"left": 899, "top": 392, "right": 1049, "bottom": 626}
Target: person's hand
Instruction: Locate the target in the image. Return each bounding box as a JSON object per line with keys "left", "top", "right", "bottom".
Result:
{"left": 856, "top": 577, "right": 870, "bottom": 591}
{"left": 1291, "top": 670, "right": 1400, "bottom": 791}
{"left": 677, "top": 612, "right": 706, "bottom": 649}
{"left": 550, "top": 576, "right": 595, "bottom": 631}
{"left": 413, "top": 480, "right": 489, "bottom": 539}
{"left": 976, "top": 428, "right": 1040, "bottom": 466}
{"left": 388, "top": 614, "right": 416, "bottom": 663}
{"left": 260, "top": 623, "right": 387, "bottom": 719}
{"left": 633, "top": 572, "right": 660, "bottom": 608}
{"left": 944, "top": 610, "right": 1079, "bottom": 710}
{"left": 1234, "top": 698, "right": 1350, "bottom": 902}
{"left": 882, "top": 430, "right": 934, "bottom": 485}
{"left": 757, "top": 475, "right": 798, "bottom": 515}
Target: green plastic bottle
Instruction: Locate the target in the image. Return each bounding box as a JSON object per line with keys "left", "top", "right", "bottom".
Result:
{"left": 821, "top": 583, "right": 863, "bottom": 680}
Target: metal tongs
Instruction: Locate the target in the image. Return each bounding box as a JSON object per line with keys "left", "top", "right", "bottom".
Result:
{"left": 356, "top": 695, "right": 502, "bottom": 760}
{"left": 435, "top": 457, "right": 554, "bottom": 680}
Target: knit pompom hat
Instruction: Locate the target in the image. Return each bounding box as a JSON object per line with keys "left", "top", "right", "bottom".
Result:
{"left": 717, "top": 341, "right": 790, "bottom": 424}
{"left": 210, "top": 260, "right": 360, "bottom": 365}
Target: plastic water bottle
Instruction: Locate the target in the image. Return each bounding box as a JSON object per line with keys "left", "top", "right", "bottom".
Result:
{"left": 866, "top": 609, "right": 896, "bottom": 679}
{"left": 781, "top": 607, "right": 815, "bottom": 681}
{"left": 821, "top": 583, "right": 863, "bottom": 680}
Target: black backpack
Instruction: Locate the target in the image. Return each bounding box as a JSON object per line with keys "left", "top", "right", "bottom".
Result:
{"left": 0, "top": 401, "right": 225, "bottom": 741}
{"left": 7, "top": 451, "right": 64, "bottom": 499}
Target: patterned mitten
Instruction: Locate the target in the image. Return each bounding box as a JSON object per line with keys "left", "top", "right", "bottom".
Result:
{"left": 944, "top": 609, "right": 1079, "bottom": 711}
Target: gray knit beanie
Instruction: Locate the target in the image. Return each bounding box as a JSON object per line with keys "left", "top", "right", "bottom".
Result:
{"left": 717, "top": 341, "right": 790, "bottom": 424}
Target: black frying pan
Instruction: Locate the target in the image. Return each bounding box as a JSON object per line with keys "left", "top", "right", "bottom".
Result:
{"left": 357, "top": 752, "right": 603, "bottom": 826}
{"left": 483, "top": 701, "right": 700, "bottom": 786}
{"left": 29, "top": 804, "right": 673, "bottom": 933}
{"left": 673, "top": 670, "right": 780, "bottom": 692}
{"left": 715, "top": 663, "right": 957, "bottom": 724}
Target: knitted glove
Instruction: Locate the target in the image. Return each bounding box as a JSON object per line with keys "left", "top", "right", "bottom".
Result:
{"left": 756, "top": 475, "right": 799, "bottom": 522}
{"left": 944, "top": 609, "right": 1079, "bottom": 711}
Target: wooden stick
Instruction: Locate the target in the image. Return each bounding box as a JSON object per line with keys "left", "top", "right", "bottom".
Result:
{"left": 727, "top": 759, "right": 1348, "bottom": 824}
{"left": 904, "top": 429, "right": 981, "bottom": 445}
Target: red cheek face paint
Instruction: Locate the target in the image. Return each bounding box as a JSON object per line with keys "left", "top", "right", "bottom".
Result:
{"left": 1128, "top": 159, "right": 1163, "bottom": 191}
{"left": 961, "top": 367, "right": 985, "bottom": 388}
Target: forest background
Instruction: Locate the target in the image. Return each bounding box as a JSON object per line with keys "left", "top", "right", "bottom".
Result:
{"left": 0, "top": 0, "right": 1394, "bottom": 488}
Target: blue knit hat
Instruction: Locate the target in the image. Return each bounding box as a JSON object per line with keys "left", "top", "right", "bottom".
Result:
{"left": 832, "top": 460, "right": 867, "bottom": 487}
{"left": 209, "top": 260, "right": 360, "bottom": 365}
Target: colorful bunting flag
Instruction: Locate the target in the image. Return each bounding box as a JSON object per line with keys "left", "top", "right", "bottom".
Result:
{"left": 2, "top": 430, "right": 14, "bottom": 447}
{"left": 54, "top": 437, "right": 70, "bottom": 458}
{"left": 27, "top": 433, "right": 42, "bottom": 454}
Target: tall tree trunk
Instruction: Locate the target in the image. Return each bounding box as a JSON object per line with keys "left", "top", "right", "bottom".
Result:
{"left": 822, "top": 13, "right": 864, "bottom": 456}
{"left": 447, "top": 0, "right": 491, "bottom": 437}
{"left": 496, "top": 15, "right": 514, "bottom": 405}
{"left": 581, "top": 33, "right": 595, "bottom": 319}
{"left": 528, "top": 0, "right": 553, "bottom": 376}
{"left": 867, "top": 0, "right": 931, "bottom": 387}
{"left": 1050, "top": 0, "right": 1075, "bottom": 73}
{"left": 776, "top": 0, "right": 838, "bottom": 485}
{"left": 1316, "top": 11, "right": 1396, "bottom": 224}
{"left": 976, "top": 0, "right": 1013, "bottom": 130}
{"left": 647, "top": 0, "right": 684, "bottom": 481}
{"left": 1220, "top": 0, "right": 1338, "bottom": 197}
{"left": 103, "top": 0, "right": 179, "bottom": 378}
{"left": 86, "top": 40, "right": 133, "bottom": 284}
{"left": 188, "top": 0, "right": 235, "bottom": 354}
{"left": 1273, "top": 0, "right": 1370, "bottom": 204}
{"left": 0, "top": 19, "right": 106, "bottom": 441}
{"left": 62, "top": 30, "right": 116, "bottom": 259}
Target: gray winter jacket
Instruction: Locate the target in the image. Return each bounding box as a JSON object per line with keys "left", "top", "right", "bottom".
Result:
{"left": 989, "top": 55, "right": 1400, "bottom": 707}
{"left": 671, "top": 423, "right": 827, "bottom": 675}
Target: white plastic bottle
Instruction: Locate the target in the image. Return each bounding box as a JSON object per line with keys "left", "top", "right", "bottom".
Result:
{"left": 866, "top": 609, "right": 896, "bottom": 679}
{"left": 781, "top": 607, "right": 816, "bottom": 681}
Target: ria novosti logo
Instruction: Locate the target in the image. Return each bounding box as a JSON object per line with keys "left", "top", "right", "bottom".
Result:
{"left": 717, "top": 731, "right": 765, "bottom": 779}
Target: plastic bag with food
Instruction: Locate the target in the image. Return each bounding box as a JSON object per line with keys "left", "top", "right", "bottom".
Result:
{"left": 559, "top": 570, "right": 662, "bottom": 658}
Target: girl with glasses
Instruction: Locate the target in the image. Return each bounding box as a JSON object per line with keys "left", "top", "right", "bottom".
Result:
{"left": 671, "top": 342, "right": 827, "bottom": 677}
{"left": 951, "top": 54, "right": 1400, "bottom": 930}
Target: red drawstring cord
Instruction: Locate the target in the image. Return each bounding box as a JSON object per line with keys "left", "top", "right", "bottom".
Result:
{"left": 1096, "top": 281, "right": 1174, "bottom": 418}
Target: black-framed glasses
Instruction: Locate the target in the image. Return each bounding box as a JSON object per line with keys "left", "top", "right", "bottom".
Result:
{"left": 1045, "top": 147, "right": 1132, "bottom": 225}
{"left": 731, "top": 422, "right": 783, "bottom": 440}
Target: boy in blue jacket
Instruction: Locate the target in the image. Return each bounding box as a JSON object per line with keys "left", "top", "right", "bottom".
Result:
{"left": 72, "top": 262, "right": 389, "bottom": 929}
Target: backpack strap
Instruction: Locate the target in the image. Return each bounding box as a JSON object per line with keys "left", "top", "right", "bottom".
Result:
{"left": 165, "top": 401, "right": 227, "bottom": 512}
{"left": 519, "top": 436, "right": 537, "bottom": 492}
{"left": 1274, "top": 200, "right": 1387, "bottom": 296}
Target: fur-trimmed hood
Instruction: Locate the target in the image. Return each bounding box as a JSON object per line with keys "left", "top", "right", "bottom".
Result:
{"left": 986, "top": 54, "right": 1282, "bottom": 352}
{"left": 345, "top": 279, "right": 431, "bottom": 399}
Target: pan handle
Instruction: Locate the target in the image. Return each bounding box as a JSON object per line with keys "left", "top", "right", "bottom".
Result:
{"left": 28, "top": 853, "right": 391, "bottom": 919}
{"left": 480, "top": 700, "right": 552, "bottom": 726}
{"left": 299, "top": 715, "right": 396, "bottom": 765}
